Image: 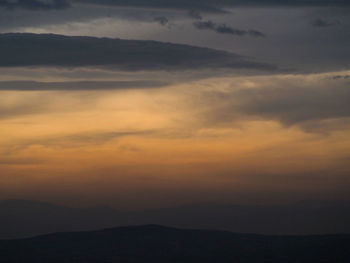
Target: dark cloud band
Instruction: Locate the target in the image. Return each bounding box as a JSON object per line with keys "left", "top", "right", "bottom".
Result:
{"left": 0, "top": 80, "right": 169, "bottom": 91}
{"left": 0, "top": 0, "right": 69, "bottom": 10}
{"left": 2, "top": 0, "right": 349, "bottom": 11}
{"left": 194, "top": 20, "right": 265, "bottom": 37}
{"left": 73, "top": 0, "right": 350, "bottom": 11}
{"left": 0, "top": 33, "right": 276, "bottom": 71}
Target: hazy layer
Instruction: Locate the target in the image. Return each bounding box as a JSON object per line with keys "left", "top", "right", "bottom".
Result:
{"left": 1, "top": 69, "right": 349, "bottom": 209}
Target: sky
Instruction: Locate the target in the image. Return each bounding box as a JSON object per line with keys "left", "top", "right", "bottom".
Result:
{"left": 0, "top": 0, "right": 350, "bottom": 210}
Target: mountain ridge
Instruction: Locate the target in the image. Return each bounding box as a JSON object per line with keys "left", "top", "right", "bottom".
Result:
{"left": 1, "top": 224, "right": 349, "bottom": 263}
{"left": 1, "top": 199, "right": 350, "bottom": 239}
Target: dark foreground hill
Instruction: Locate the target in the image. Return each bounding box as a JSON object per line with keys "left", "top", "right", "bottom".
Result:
{"left": 0, "top": 225, "right": 349, "bottom": 263}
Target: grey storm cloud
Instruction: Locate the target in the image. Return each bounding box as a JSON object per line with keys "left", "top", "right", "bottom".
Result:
{"left": 2, "top": 0, "right": 350, "bottom": 11}
{"left": 0, "top": 80, "right": 169, "bottom": 91}
{"left": 194, "top": 20, "right": 265, "bottom": 37}
{"left": 0, "top": 33, "right": 276, "bottom": 71}
{"left": 72, "top": 0, "right": 350, "bottom": 11}
{"left": 0, "top": 0, "right": 69, "bottom": 10}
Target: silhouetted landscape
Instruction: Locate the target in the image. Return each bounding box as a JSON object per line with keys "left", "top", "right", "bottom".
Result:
{"left": 1, "top": 225, "right": 349, "bottom": 263}
{"left": 1, "top": 199, "right": 350, "bottom": 239}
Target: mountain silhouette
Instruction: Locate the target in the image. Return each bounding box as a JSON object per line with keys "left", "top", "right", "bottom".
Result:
{"left": 1, "top": 225, "right": 349, "bottom": 263}
{"left": 1, "top": 199, "right": 350, "bottom": 239}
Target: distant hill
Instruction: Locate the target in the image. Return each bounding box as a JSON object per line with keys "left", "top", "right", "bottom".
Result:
{"left": 0, "top": 225, "right": 349, "bottom": 263}
{"left": 0, "top": 199, "right": 125, "bottom": 239}
{"left": 1, "top": 199, "right": 350, "bottom": 239}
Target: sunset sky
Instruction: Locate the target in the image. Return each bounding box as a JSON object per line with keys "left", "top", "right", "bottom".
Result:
{"left": 0, "top": 0, "right": 349, "bottom": 210}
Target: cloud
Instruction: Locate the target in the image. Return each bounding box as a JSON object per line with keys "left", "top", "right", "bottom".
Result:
{"left": 0, "top": 80, "right": 170, "bottom": 121}
{"left": 311, "top": 18, "right": 340, "bottom": 27}
{"left": 0, "top": 0, "right": 69, "bottom": 10}
{"left": 235, "top": 85, "right": 350, "bottom": 127}
{"left": 0, "top": 80, "right": 169, "bottom": 91}
{"left": 215, "top": 24, "right": 247, "bottom": 36}
{"left": 2, "top": 0, "right": 349, "bottom": 12}
{"left": 0, "top": 95, "right": 51, "bottom": 120}
{"left": 193, "top": 20, "right": 216, "bottom": 30}
{"left": 199, "top": 73, "right": 350, "bottom": 132}
{"left": 247, "top": 30, "right": 266, "bottom": 38}
{"left": 2, "top": 130, "right": 154, "bottom": 153}
{"left": 332, "top": 75, "right": 350, "bottom": 80}
{"left": 194, "top": 20, "right": 265, "bottom": 37}
{"left": 26, "top": 130, "right": 153, "bottom": 147}
{"left": 153, "top": 16, "right": 176, "bottom": 29}
{"left": 153, "top": 16, "right": 169, "bottom": 26}
{"left": 188, "top": 10, "right": 203, "bottom": 20}
{"left": 72, "top": 0, "right": 350, "bottom": 12}
{"left": 0, "top": 157, "right": 43, "bottom": 166}
{"left": 72, "top": 0, "right": 225, "bottom": 12}
{"left": 0, "top": 33, "right": 275, "bottom": 71}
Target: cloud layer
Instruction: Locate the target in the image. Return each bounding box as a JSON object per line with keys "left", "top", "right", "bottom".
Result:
{"left": 0, "top": 0, "right": 69, "bottom": 10}
{"left": 200, "top": 73, "right": 350, "bottom": 132}
{"left": 2, "top": 0, "right": 349, "bottom": 11}
{"left": 74, "top": 0, "right": 350, "bottom": 11}
{"left": 0, "top": 33, "right": 275, "bottom": 71}
{"left": 0, "top": 80, "right": 168, "bottom": 91}
{"left": 194, "top": 20, "right": 265, "bottom": 37}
